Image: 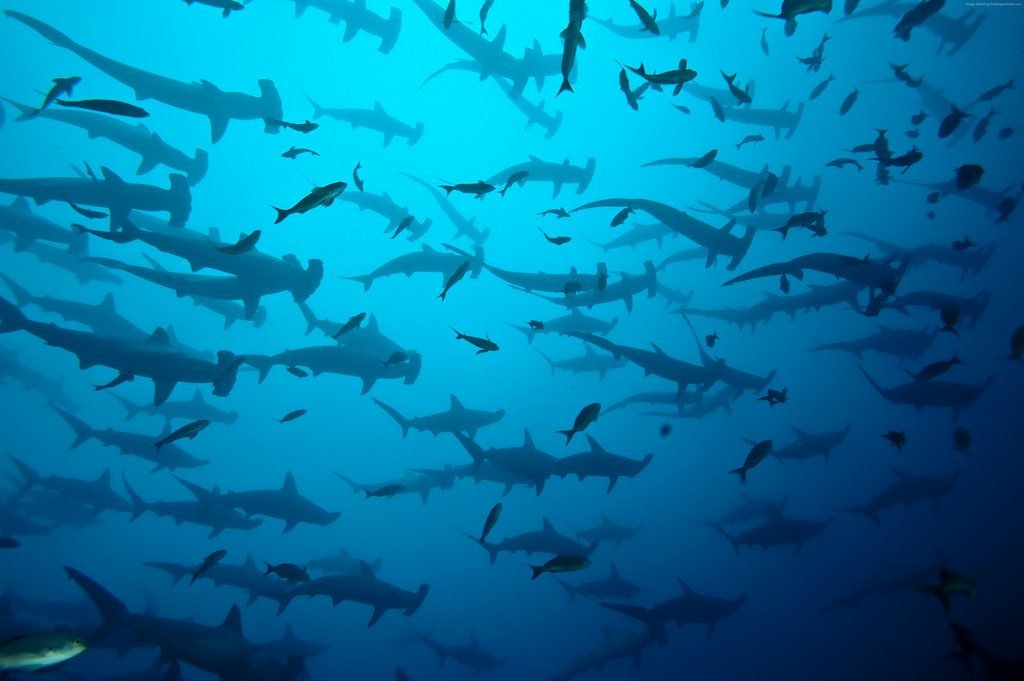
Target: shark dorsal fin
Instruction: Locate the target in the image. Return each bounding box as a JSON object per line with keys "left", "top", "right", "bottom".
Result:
{"left": 100, "top": 166, "right": 125, "bottom": 184}
{"left": 97, "top": 469, "right": 111, "bottom": 485}
{"left": 373, "top": 101, "right": 385, "bottom": 115}
{"left": 449, "top": 394, "right": 463, "bottom": 410}
{"left": 585, "top": 435, "right": 606, "bottom": 453}
{"left": 281, "top": 472, "right": 298, "bottom": 493}
{"left": 284, "top": 623, "right": 296, "bottom": 639}
{"left": 147, "top": 327, "right": 171, "bottom": 345}
{"left": 522, "top": 428, "right": 535, "bottom": 449}
{"left": 243, "top": 555, "right": 255, "bottom": 569}
{"left": 219, "top": 605, "right": 243, "bottom": 635}
{"left": 99, "top": 292, "right": 117, "bottom": 313}
{"left": 191, "top": 389, "right": 207, "bottom": 405}
{"left": 650, "top": 342, "right": 666, "bottom": 355}
{"left": 359, "top": 560, "right": 374, "bottom": 577}
{"left": 610, "top": 563, "right": 620, "bottom": 577}
{"left": 542, "top": 517, "right": 555, "bottom": 532}
{"left": 677, "top": 577, "right": 693, "bottom": 594}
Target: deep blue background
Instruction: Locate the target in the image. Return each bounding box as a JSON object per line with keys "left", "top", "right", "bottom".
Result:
{"left": 0, "top": 0, "right": 1022, "bottom": 679}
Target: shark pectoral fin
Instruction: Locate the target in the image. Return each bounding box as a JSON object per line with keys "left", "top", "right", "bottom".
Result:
{"left": 342, "top": 22, "right": 360, "bottom": 42}
{"left": 136, "top": 154, "right": 160, "bottom": 175}
{"left": 153, "top": 380, "right": 176, "bottom": 406}
{"left": 368, "top": 606, "right": 386, "bottom": 627}
{"left": 283, "top": 519, "right": 298, "bottom": 534}
{"left": 208, "top": 114, "right": 229, "bottom": 144}
{"left": 242, "top": 297, "right": 259, "bottom": 320}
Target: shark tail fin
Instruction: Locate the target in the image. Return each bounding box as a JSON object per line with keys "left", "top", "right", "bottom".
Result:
{"left": 702, "top": 520, "right": 739, "bottom": 555}
{"left": 51, "top": 406, "right": 94, "bottom": 448}
{"left": 122, "top": 475, "right": 148, "bottom": 522}
{"left": 372, "top": 399, "right": 411, "bottom": 437}
{"left": 0, "top": 293, "right": 29, "bottom": 333}
{"left": 64, "top": 567, "right": 129, "bottom": 640}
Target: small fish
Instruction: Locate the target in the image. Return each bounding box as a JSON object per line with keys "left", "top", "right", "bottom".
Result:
{"left": 705, "top": 332, "right": 718, "bottom": 348}
{"left": 951, "top": 236, "right": 976, "bottom": 252}
{"left": 998, "top": 127, "right": 1014, "bottom": 140}
{"left": 440, "top": 180, "right": 494, "bottom": 199}
{"left": 556, "top": 402, "right": 601, "bottom": 444}
{"left": 760, "top": 27, "right": 770, "bottom": 55}
{"left": 191, "top": 549, "right": 228, "bottom": 585}
{"left": 68, "top": 202, "right": 108, "bottom": 219}
{"left": 499, "top": 171, "right": 529, "bottom": 197}
{"left": 530, "top": 555, "right": 590, "bottom": 580}
{"left": 690, "top": 149, "right": 718, "bottom": 168}
{"left": 610, "top": 205, "right": 634, "bottom": 227}
{"left": 281, "top": 146, "right": 319, "bottom": 159}
{"left": 951, "top": 427, "right": 971, "bottom": 454}
{"left": 710, "top": 97, "right": 726, "bottom": 122}
{"left": 940, "top": 304, "right": 961, "bottom": 335}
{"left": 540, "top": 207, "right": 571, "bottom": 219}
{"left": 910, "top": 111, "right": 928, "bottom": 126}
{"left": 882, "top": 430, "right": 907, "bottom": 452}
{"left": 0, "top": 631, "right": 86, "bottom": 672}
{"left": 93, "top": 370, "right": 134, "bottom": 392}
{"left": 927, "top": 192, "right": 942, "bottom": 204}
{"left": 674, "top": 104, "right": 691, "bottom": 115}
{"left": 56, "top": 98, "right": 149, "bottom": 118}
{"left": 660, "top": 424, "right": 672, "bottom": 437}
{"left": 273, "top": 181, "right": 347, "bottom": 223}
{"left": 972, "top": 109, "right": 996, "bottom": 142}
{"left": 479, "top": 0, "right": 495, "bottom": 35}
{"left": 333, "top": 312, "right": 367, "bottom": 338}
{"left": 480, "top": 502, "right": 502, "bottom": 542}
{"left": 730, "top": 439, "right": 773, "bottom": 483}
{"left": 286, "top": 366, "right": 308, "bottom": 378}
{"left": 271, "top": 119, "right": 319, "bottom": 134}
{"left": 906, "top": 129, "right": 920, "bottom": 139}
{"left": 722, "top": 71, "right": 752, "bottom": 105}
{"left": 757, "top": 387, "right": 788, "bottom": 407}
{"left": 383, "top": 351, "right": 409, "bottom": 370}
{"left": 528, "top": 320, "right": 545, "bottom": 330}
{"left": 954, "top": 164, "right": 984, "bottom": 191}
{"left": 216, "top": 230, "right": 261, "bottom": 255}
{"left": 36, "top": 76, "right": 81, "bottom": 113}
{"left": 976, "top": 78, "right": 1013, "bottom": 103}
{"left": 277, "top": 409, "right": 308, "bottom": 424}
{"left": 353, "top": 161, "right": 365, "bottom": 191}
{"left": 264, "top": 562, "right": 310, "bottom": 583}
{"left": 939, "top": 105, "right": 970, "bottom": 139}
{"left": 629, "top": 0, "right": 660, "bottom": 34}
{"left": 444, "top": 0, "right": 457, "bottom": 28}
{"left": 909, "top": 354, "right": 962, "bottom": 382}
{"left": 925, "top": 210, "right": 936, "bottom": 220}
{"left": 779, "top": 274, "right": 791, "bottom": 294}
{"left": 735, "top": 134, "right": 764, "bottom": 150}
{"left": 0, "top": 537, "right": 20, "bottom": 549}
{"left": 839, "top": 89, "right": 859, "bottom": 116}
{"left": 391, "top": 215, "right": 415, "bottom": 240}
{"left": 539, "top": 228, "right": 572, "bottom": 246}
{"left": 155, "top": 419, "right": 210, "bottom": 451}
{"left": 808, "top": 74, "right": 835, "bottom": 101}
{"left": 439, "top": 261, "right": 472, "bottom": 301}
{"left": 450, "top": 327, "right": 499, "bottom": 354}
{"left": 825, "top": 158, "right": 863, "bottom": 171}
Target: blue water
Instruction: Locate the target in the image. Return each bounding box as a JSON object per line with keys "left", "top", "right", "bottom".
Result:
{"left": 0, "top": 0, "right": 1022, "bottom": 679}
